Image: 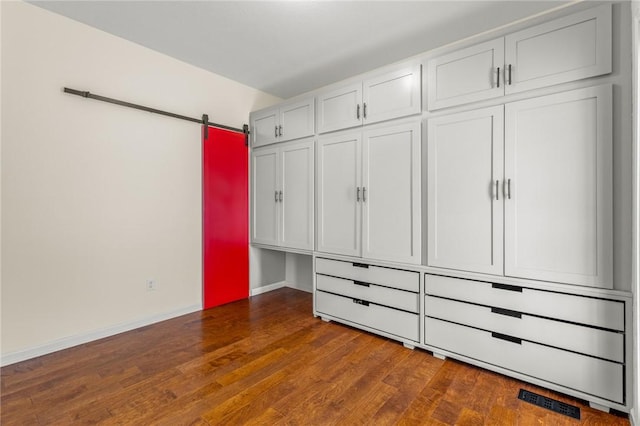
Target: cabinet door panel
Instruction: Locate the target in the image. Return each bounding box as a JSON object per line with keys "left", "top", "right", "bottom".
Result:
{"left": 251, "top": 107, "right": 279, "bottom": 147}
{"left": 251, "top": 148, "right": 279, "bottom": 245}
{"left": 427, "top": 38, "right": 504, "bottom": 110}
{"left": 317, "top": 82, "right": 362, "bottom": 133}
{"left": 280, "top": 98, "right": 315, "bottom": 142}
{"left": 316, "top": 132, "right": 362, "bottom": 256}
{"left": 504, "top": 85, "right": 612, "bottom": 287}
{"left": 280, "top": 139, "right": 314, "bottom": 250}
{"left": 427, "top": 107, "right": 503, "bottom": 274}
{"left": 504, "top": 5, "right": 611, "bottom": 94}
{"left": 362, "top": 121, "right": 421, "bottom": 264}
{"left": 363, "top": 64, "right": 421, "bottom": 124}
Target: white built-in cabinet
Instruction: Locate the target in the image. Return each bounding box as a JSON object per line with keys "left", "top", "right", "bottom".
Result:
{"left": 317, "top": 120, "right": 421, "bottom": 264}
{"left": 316, "top": 64, "right": 421, "bottom": 133}
{"left": 251, "top": 138, "right": 314, "bottom": 250}
{"left": 427, "top": 4, "right": 611, "bottom": 110}
{"left": 251, "top": 3, "right": 628, "bottom": 413}
{"left": 251, "top": 97, "right": 315, "bottom": 147}
{"left": 427, "top": 85, "right": 612, "bottom": 288}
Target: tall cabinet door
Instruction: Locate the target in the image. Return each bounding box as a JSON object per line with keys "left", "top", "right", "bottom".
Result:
{"left": 362, "top": 121, "right": 421, "bottom": 264}
{"left": 504, "top": 85, "right": 612, "bottom": 288}
{"left": 427, "top": 107, "right": 504, "bottom": 274}
{"left": 280, "top": 138, "right": 314, "bottom": 250}
{"left": 251, "top": 147, "right": 280, "bottom": 246}
{"left": 317, "top": 131, "right": 362, "bottom": 256}
{"left": 317, "top": 82, "right": 363, "bottom": 134}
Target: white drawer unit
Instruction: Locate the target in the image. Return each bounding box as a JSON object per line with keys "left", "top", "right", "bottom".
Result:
{"left": 316, "top": 290, "right": 419, "bottom": 342}
{"left": 424, "top": 273, "right": 627, "bottom": 406}
{"left": 314, "top": 257, "right": 420, "bottom": 344}
{"left": 316, "top": 257, "right": 419, "bottom": 292}
{"left": 425, "top": 317, "right": 623, "bottom": 403}
{"left": 425, "top": 275, "right": 623, "bottom": 331}
{"left": 317, "top": 274, "right": 419, "bottom": 314}
{"left": 425, "top": 295, "right": 623, "bottom": 362}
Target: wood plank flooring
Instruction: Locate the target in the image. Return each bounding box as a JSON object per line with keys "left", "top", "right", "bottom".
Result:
{"left": 1, "top": 288, "right": 630, "bottom": 425}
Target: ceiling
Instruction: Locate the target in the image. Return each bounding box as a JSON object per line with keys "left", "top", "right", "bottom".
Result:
{"left": 30, "top": 1, "right": 576, "bottom": 99}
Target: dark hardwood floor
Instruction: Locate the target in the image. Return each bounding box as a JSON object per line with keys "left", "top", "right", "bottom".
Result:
{"left": 1, "top": 288, "right": 630, "bottom": 425}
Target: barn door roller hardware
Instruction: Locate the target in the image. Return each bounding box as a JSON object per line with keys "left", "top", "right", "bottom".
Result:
{"left": 63, "top": 87, "right": 250, "bottom": 145}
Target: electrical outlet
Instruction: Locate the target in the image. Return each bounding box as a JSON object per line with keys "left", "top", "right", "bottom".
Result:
{"left": 146, "top": 280, "right": 157, "bottom": 291}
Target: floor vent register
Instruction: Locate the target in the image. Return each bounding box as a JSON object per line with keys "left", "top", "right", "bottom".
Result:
{"left": 518, "top": 389, "right": 581, "bottom": 420}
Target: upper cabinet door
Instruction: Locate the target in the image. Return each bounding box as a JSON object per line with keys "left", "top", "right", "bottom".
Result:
{"left": 317, "top": 82, "right": 363, "bottom": 134}
{"left": 279, "top": 98, "right": 315, "bottom": 142}
{"left": 427, "top": 106, "right": 504, "bottom": 275}
{"left": 251, "top": 147, "right": 280, "bottom": 246}
{"left": 363, "top": 64, "right": 421, "bottom": 124}
{"left": 504, "top": 4, "right": 611, "bottom": 94}
{"left": 504, "top": 85, "right": 612, "bottom": 288}
{"left": 280, "top": 138, "right": 314, "bottom": 251}
{"left": 251, "top": 107, "right": 279, "bottom": 148}
{"left": 316, "top": 131, "right": 362, "bottom": 257}
{"left": 427, "top": 38, "right": 504, "bottom": 110}
{"left": 362, "top": 121, "right": 421, "bottom": 265}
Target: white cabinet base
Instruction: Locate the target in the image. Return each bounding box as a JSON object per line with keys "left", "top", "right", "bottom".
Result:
{"left": 432, "top": 352, "right": 447, "bottom": 361}
{"left": 589, "top": 402, "right": 611, "bottom": 413}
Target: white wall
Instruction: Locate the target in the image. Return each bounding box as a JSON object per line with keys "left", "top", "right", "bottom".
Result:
{"left": 0, "top": 1, "right": 280, "bottom": 364}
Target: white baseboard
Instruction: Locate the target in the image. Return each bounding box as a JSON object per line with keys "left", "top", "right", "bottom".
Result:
{"left": 0, "top": 304, "right": 201, "bottom": 367}
{"left": 250, "top": 281, "right": 312, "bottom": 296}
{"left": 285, "top": 282, "right": 313, "bottom": 293}
{"left": 250, "top": 281, "right": 287, "bottom": 296}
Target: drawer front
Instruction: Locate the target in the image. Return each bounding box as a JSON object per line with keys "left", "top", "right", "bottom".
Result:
{"left": 316, "top": 258, "right": 419, "bottom": 292}
{"left": 425, "top": 296, "right": 623, "bottom": 363}
{"left": 317, "top": 274, "right": 419, "bottom": 313}
{"left": 425, "top": 275, "right": 624, "bottom": 331}
{"left": 316, "top": 291, "right": 419, "bottom": 342}
{"left": 425, "top": 317, "right": 623, "bottom": 403}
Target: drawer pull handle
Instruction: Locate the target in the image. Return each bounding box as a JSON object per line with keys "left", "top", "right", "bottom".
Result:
{"left": 352, "top": 262, "right": 369, "bottom": 269}
{"left": 491, "top": 283, "right": 522, "bottom": 293}
{"left": 353, "top": 298, "right": 369, "bottom": 307}
{"left": 491, "top": 332, "right": 522, "bottom": 345}
{"left": 353, "top": 281, "right": 370, "bottom": 287}
{"left": 491, "top": 307, "right": 522, "bottom": 319}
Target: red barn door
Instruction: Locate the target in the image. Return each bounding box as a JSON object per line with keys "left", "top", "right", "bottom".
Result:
{"left": 202, "top": 126, "right": 248, "bottom": 309}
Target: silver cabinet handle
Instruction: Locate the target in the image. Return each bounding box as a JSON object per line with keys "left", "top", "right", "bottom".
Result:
{"left": 496, "top": 67, "right": 500, "bottom": 88}
{"left": 362, "top": 187, "right": 366, "bottom": 202}
{"left": 279, "top": 190, "right": 283, "bottom": 202}
{"left": 356, "top": 187, "right": 360, "bottom": 202}
{"left": 507, "top": 179, "right": 512, "bottom": 199}
{"left": 495, "top": 180, "right": 499, "bottom": 200}
{"left": 363, "top": 103, "right": 367, "bottom": 119}
{"left": 356, "top": 104, "right": 360, "bottom": 120}
{"left": 508, "top": 64, "right": 512, "bottom": 85}
{"left": 275, "top": 190, "right": 279, "bottom": 202}
{"left": 274, "top": 126, "right": 278, "bottom": 138}
{"left": 279, "top": 125, "right": 283, "bottom": 136}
